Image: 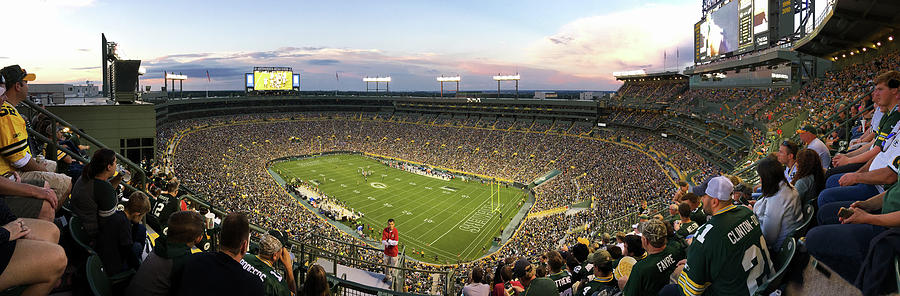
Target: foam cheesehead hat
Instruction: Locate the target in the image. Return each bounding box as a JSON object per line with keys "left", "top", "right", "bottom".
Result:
{"left": 691, "top": 176, "right": 733, "bottom": 201}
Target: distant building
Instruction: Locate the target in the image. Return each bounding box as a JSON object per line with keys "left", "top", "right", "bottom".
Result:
{"left": 533, "top": 91, "right": 557, "bottom": 100}
{"left": 580, "top": 92, "right": 602, "bottom": 100}
{"left": 27, "top": 82, "right": 100, "bottom": 105}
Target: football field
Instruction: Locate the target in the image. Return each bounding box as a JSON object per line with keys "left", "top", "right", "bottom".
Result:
{"left": 270, "top": 154, "right": 524, "bottom": 264}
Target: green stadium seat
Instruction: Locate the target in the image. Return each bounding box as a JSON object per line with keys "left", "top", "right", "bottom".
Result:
{"left": 754, "top": 237, "right": 796, "bottom": 296}
{"left": 85, "top": 254, "right": 136, "bottom": 296}
{"left": 69, "top": 216, "right": 96, "bottom": 255}
{"left": 85, "top": 255, "right": 113, "bottom": 296}
{"left": 793, "top": 203, "right": 815, "bottom": 238}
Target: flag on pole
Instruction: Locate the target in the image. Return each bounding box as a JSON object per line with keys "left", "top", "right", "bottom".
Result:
{"left": 206, "top": 70, "right": 211, "bottom": 82}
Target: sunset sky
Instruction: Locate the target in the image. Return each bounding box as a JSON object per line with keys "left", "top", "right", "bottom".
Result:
{"left": 2, "top": 0, "right": 701, "bottom": 91}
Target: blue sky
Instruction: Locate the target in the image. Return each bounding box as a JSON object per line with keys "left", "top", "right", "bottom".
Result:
{"left": 3, "top": 0, "right": 700, "bottom": 91}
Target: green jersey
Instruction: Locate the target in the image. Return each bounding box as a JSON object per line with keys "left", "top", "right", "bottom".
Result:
{"left": 623, "top": 243, "right": 686, "bottom": 296}
{"left": 524, "top": 277, "right": 560, "bottom": 296}
{"left": 676, "top": 221, "right": 700, "bottom": 239}
{"left": 690, "top": 206, "right": 708, "bottom": 225}
{"left": 576, "top": 275, "right": 619, "bottom": 296}
{"left": 875, "top": 108, "right": 900, "bottom": 149}
{"left": 548, "top": 270, "right": 574, "bottom": 296}
{"left": 677, "top": 205, "right": 774, "bottom": 296}
{"left": 241, "top": 254, "right": 292, "bottom": 296}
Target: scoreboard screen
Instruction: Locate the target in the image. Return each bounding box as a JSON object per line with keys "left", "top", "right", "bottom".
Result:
{"left": 253, "top": 70, "right": 293, "bottom": 91}
{"left": 695, "top": 0, "right": 772, "bottom": 63}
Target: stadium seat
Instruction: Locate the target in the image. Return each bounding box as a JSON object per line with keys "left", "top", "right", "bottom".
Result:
{"left": 793, "top": 203, "right": 815, "bottom": 238}
{"left": 85, "top": 254, "right": 135, "bottom": 296}
{"left": 895, "top": 256, "right": 899, "bottom": 293}
{"left": 755, "top": 237, "right": 796, "bottom": 295}
{"left": 69, "top": 216, "right": 96, "bottom": 255}
{"left": 85, "top": 255, "right": 113, "bottom": 296}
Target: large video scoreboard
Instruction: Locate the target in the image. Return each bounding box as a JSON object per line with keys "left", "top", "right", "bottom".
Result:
{"left": 695, "top": 0, "right": 770, "bottom": 63}
{"left": 245, "top": 67, "right": 301, "bottom": 91}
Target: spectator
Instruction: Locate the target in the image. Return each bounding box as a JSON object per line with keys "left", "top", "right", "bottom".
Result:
{"left": 620, "top": 219, "right": 684, "bottom": 296}
{"left": 671, "top": 176, "right": 773, "bottom": 295}
{"left": 175, "top": 212, "right": 264, "bottom": 295}
{"left": 0, "top": 65, "right": 65, "bottom": 221}
{"left": 462, "top": 266, "right": 489, "bottom": 296}
{"left": 753, "top": 156, "right": 803, "bottom": 250}
{"left": 575, "top": 250, "right": 618, "bottom": 296}
{"left": 817, "top": 124, "right": 900, "bottom": 214}
{"left": 775, "top": 141, "right": 799, "bottom": 183}
{"left": 0, "top": 177, "right": 66, "bottom": 295}
{"left": 545, "top": 251, "right": 574, "bottom": 295}
{"left": 680, "top": 192, "right": 707, "bottom": 225}
{"left": 300, "top": 264, "right": 331, "bottom": 296}
{"left": 674, "top": 202, "right": 699, "bottom": 243}
{"left": 127, "top": 210, "right": 205, "bottom": 296}
{"left": 96, "top": 191, "right": 150, "bottom": 276}
{"left": 147, "top": 178, "right": 183, "bottom": 233}
{"left": 492, "top": 261, "right": 523, "bottom": 296}
{"left": 831, "top": 70, "right": 900, "bottom": 174}
{"left": 71, "top": 148, "right": 123, "bottom": 242}
{"left": 510, "top": 258, "right": 559, "bottom": 296}
{"left": 241, "top": 233, "right": 296, "bottom": 296}
{"left": 382, "top": 218, "right": 399, "bottom": 283}
{"left": 796, "top": 126, "right": 832, "bottom": 170}
{"left": 792, "top": 149, "right": 826, "bottom": 205}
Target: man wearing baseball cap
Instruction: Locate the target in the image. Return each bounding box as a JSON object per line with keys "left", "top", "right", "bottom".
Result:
{"left": 796, "top": 125, "right": 832, "bottom": 170}
{"left": 0, "top": 65, "right": 70, "bottom": 221}
{"left": 621, "top": 219, "right": 685, "bottom": 296}
{"left": 241, "top": 233, "right": 295, "bottom": 296}
{"left": 511, "top": 257, "right": 559, "bottom": 296}
{"left": 671, "top": 176, "right": 774, "bottom": 295}
{"left": 575, "top": 250, "right": 619, "bottom": 296}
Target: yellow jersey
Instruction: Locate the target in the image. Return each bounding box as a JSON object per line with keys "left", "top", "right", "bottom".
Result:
{"left": 0, "top": 101, "right": 31, "bottom": 175}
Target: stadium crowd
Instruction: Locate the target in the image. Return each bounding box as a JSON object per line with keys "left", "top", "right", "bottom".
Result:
{"left": 2, "top": 42, "right": 900, "bottom": 296}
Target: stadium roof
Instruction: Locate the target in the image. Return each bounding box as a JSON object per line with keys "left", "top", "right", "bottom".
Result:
{"left": 613, "top": 71, "right": 687, "bottom": 81}
{"left": 794, "top": 0, "right": 900, "bottom": 58}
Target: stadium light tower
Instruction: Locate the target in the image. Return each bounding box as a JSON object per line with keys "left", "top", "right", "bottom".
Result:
{"left": 436, "top": 75, "right": 461, "bottom": 98}
{"left": 165, "top": 72, "right": 187, "bottom": 98}
{"left": 492, "top": 73, "right": 520, "bottom": 99}
{"left": 363, "top": 76, "right": 392, "bottom": 93}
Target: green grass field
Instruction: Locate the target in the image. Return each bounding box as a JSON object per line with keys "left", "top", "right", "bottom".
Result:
{"left": 270, "top": 154, "right": 524, "bottom": 264}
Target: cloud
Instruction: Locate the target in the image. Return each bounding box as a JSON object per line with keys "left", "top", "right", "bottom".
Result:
{"left": 525, "top": 3, "right": 698, "bottom": 85}
{"left": 306, "top": 59, "right": 340, "bottom": 66}
{"left": 70, "top": 66, "right": 100, "bottom": 70}
{"left": 77, "top": 49, "right": 91, "bottom": 52}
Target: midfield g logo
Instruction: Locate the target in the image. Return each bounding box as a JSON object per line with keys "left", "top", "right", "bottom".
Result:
{"left": 370, "top": 182, "right": 388, "bottom": 189}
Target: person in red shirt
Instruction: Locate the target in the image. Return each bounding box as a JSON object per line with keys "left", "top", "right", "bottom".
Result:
{"left": 381, "top": 219, "right": 399, "bottom": 283}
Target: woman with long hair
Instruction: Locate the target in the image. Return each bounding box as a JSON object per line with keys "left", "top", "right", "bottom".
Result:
{"left": 70, "top": 149, "right": 123, "bottom": 242}
{"left": 754, "top": 156, "right": 803, "bottom": 250}
{"left": 792, "top": 149, "right": 826, "bottom": 206}
{"left": 301, "top": 264, "right": 331, "bottom": 296}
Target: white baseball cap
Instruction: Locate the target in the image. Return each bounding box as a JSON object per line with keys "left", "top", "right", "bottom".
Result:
{"left": 693, "top": 176, "right": 733, "bottom": 201}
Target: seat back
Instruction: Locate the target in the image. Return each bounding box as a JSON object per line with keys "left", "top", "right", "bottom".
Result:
{"left": 794, "top": 204, "right": 815, "bottom": 237}
{"left": 69, "top": 216, "right": 96, "bottom": 255}
{"left": 85, "top": 255, "right": 112, "bottom": 296}
{"left": 754, "top": 237, "right": 796, "bottom": 295}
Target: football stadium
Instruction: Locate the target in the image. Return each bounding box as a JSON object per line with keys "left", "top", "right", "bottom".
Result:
{"left": 2, "top": 0, "right": 900, "bottom": 295}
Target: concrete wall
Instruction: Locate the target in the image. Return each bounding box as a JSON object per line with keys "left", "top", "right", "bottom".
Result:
{"left": 44, "top": 104, "right": 157, "bottom": 163}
